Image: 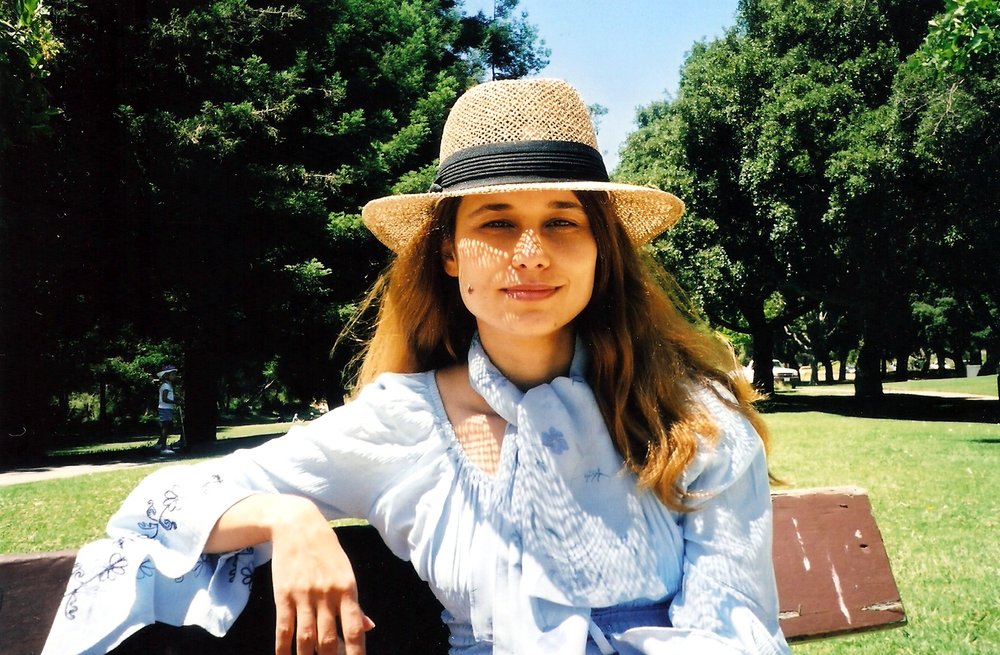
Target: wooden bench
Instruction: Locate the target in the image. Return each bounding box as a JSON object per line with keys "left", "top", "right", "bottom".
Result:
{"left": 0, "top": 487, "right": 905, "bottom": 654}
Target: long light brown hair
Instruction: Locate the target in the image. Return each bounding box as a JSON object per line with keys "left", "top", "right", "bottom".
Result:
{"left": 343, "top": 191, "right": 767, "bottom": 510}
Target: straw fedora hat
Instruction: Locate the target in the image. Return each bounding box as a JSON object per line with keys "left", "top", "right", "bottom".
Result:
{"left": 361, "top": 78, "right": 684, "bottom": 253}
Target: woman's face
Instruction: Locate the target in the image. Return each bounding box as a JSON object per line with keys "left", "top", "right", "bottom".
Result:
{"left": 443, "top": 189, "right": 598, "bottom": 343}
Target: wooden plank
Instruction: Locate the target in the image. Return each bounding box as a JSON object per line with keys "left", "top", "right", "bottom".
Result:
{"left": 772, "top": 487, "right": 906, "bottom": 641}
{"left": 0, "top": 551, "right": 77, "bottom": 655}
{"left": 0, "top": 490, "right": 906, "bottom": 653}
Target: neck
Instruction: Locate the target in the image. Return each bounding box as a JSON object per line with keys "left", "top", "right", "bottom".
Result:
{"left": 477, "top": 327, "right": 576, "bottom": 390}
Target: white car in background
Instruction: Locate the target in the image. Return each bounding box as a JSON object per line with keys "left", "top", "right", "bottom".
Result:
{"left": 744, "top": 359, "right": 800, "bottom": 387}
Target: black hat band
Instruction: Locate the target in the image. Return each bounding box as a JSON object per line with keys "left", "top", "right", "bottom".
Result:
{"left": 429, "top": 140, "right": 609, "bottom": 193}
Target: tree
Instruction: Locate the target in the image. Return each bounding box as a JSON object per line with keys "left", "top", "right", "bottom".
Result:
{"left": 0, "top": 0, "right": 66, "bottom": 456}
{"left": 457, "top": 0, "right": 550, "bottom": 80}
{"left": 893, "top": 0, "right": 1000, "bottom": 387}
{"left": 0, "top": 0, "right": 62, "bottom": 153}
{"left": 785, "top": 305, "right": 858, "bottom": 384}
{"left": 618, "top": 0, "right": 943, "bottom": 397}
{"left": 1, "top": 0, "right": 550, "bottom": 453}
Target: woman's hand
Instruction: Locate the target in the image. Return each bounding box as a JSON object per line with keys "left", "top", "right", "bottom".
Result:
{"left": 269, "top": 498, "right": 373, "bottom": 655}
{"left": 206, "top": 494, "right": 374, "bottom": 654}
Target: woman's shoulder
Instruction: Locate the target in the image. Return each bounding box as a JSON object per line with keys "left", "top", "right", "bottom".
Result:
{"left": 358, "top": 369, "right": 438, "bottom": 401}
{"left": 316, "top": 370, "right": 445, "bottom": 446}
{"left": 681, "top": 379, "right": 766, "bottom": 491}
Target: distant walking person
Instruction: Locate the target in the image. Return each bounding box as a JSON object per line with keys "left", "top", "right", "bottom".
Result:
{"left": 155, "top": 364, "right": 183, "bottom": 454}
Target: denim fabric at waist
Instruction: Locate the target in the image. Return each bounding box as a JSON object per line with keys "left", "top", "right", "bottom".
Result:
{"left": 590, "top": 600, "right": 672, "bottom": 636}
{"left": 443, "top": 602, "right": 673, "bottom": 654}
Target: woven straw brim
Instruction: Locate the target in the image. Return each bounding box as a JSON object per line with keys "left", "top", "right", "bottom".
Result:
{"left": 362, "top": 181, "right": 684, "bottom": 253}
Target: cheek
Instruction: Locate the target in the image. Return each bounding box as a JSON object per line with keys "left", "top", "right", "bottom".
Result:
{"left": 455, "top": 238, "right": 508, "bottom": 279}
{"left": 573, "top": 247, "right": 599, "bottom": 308}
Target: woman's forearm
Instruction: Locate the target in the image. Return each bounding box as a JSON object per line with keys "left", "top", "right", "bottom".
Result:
{"left": 204, "top": 493, "right": 322, "bottom": 554}
{"left": 204, "top": 491, "right": 370, "bottom": 653}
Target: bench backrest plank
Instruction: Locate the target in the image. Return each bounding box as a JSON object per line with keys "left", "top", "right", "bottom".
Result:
{"left": 772, "top": 487, "right": 906, "bottom": 640}
{"left": 0, "top": 550, "right": 77, "bottom": 655}
{"left": 0, "top": 488, "right": 905, "bottom": 653}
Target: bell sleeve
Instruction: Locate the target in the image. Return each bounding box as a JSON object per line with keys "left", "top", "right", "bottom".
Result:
{"left": 42, "top": 372, "right": 440, "bottom": 655}
{"left": 660, "top": 389, "right": 791, "bottom": 655}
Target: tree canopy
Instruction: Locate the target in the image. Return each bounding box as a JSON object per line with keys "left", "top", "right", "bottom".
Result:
{"left": 0, "top": 0, "right": 548, "bottom": 454}
{"left": 617, "top": 0, "right": 996, "bottom": 397}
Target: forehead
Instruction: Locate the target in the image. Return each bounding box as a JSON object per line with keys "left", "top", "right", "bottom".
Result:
{"left": 456, "top": 189, "right": 583, "bottom": 217}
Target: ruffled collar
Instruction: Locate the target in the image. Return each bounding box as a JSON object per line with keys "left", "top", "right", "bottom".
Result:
{"left": 467, "top": 334, "right": 588, "bottom": 425}
{"left": 461, "top": 334, "right": 670, "bottom": 653}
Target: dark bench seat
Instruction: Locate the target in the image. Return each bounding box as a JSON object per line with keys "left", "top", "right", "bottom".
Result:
{"left": 0, "top": 487, "right": 905, "bottom": 654}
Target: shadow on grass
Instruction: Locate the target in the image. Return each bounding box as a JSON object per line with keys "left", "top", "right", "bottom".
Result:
{"left": 1, "top": 432, "right": 288, "bottom": 474}
{"left": 760, "top": 391, "right": 1000, "bottom": 424}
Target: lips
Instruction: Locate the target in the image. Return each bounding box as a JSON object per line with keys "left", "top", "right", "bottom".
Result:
{"left": 504, "top": 284, "right": 558, "bottom": 300}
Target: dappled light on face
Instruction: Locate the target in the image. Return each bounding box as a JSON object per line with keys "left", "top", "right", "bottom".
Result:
{"left": 455, "top": 237, "right": 508, "bottom": 272}
{"left": 511, "top": 228, "right": 547, "bottom": 269}
{"left": 453, "top": 235, "right": 561, "bottom": 334}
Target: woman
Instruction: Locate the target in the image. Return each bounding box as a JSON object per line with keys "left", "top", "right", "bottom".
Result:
{"left": 45, "top": 79, "right": 790, "bottom": 655}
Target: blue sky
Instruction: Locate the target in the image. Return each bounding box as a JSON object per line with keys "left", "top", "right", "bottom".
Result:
{"left": 465, "top": 0, "right": 741, "bottom": 170}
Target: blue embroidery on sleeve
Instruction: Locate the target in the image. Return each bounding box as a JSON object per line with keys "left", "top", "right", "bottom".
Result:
{"left": 137, "top": 488, "right": 181, "bottom": 539}
{"left": 227, "top": 547, "right": 256, "bottom": 585}
{"left": 137, "top": 558, "right": 155, "bottom": 580}
{"left": 98, "top": 553, "right": 128, "bottom": 582}
{"left": 64, "top": 548, "right": 129, "bottom": 620}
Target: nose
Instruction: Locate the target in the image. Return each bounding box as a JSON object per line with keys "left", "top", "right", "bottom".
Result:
{"left": 511, "top": 229, "right": 549, "bottom": 269}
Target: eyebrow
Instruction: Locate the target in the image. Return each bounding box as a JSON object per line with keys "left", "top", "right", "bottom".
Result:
{"left": 467, "top": 200, "right": 584, "bottom": 218}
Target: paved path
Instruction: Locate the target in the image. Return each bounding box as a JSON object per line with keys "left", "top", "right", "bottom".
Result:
{"left": 0, "top": 431, "right": 287, "bottom": 488}
{"left": 2, "top": 392, "right": 994, "bottom": 488}
{"left": 0, "top": 461, "right": 159, "bottom": 487}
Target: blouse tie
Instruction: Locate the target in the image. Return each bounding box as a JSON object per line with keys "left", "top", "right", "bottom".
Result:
{"left": 466, "top": 336, "right": 669, "bottom": 653}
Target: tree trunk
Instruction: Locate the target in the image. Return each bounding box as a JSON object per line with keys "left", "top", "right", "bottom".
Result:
{"left": 949, "top": 350, "right": 965, "bottom": 375}
{"left": 99, "top": 378, "right": 108, "bottom": 423}
{"left": 854, "top": 332, "right": 883, "bottom": 400}
{"left": 893, "top": 344, "right": 910, "bottom": 382}
{"left": 750, "top": 323, "right": 775, "bottom": 395}
{"left": 821, "top": 358, "right": 834, "bottom": 385}
{"left": 183, "top": 343, "right": 219, "bottom": 445}
{"left": 982, "top": 345, "right": 998, "bottom": 375}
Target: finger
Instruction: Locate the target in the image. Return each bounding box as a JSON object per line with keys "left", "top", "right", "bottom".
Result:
{"left": 296, "top": 604, "right": 318, "bottom": 655}
{"left": 316, "top": 600, "right": 340, "bottom": 655}
{"left": 339, "top": 595, "right": 368, "bottom": 655}
{"left": 273, "top": 597, "right": 295, "bottom": 655}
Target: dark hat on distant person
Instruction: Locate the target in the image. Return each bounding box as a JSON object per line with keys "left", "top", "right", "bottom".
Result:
{"left": 157, "top": 365, "right": 179, "bottom": 378}
{"left": 361, "top": 78, "right": 684, "bottom": 253}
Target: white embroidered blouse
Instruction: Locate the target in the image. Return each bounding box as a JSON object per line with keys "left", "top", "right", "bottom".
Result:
{"left": 44, "top": 338, "right": 790, "bottom": 655}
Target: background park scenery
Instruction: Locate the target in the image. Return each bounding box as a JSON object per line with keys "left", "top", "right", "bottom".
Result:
{"left": 1, "top": 0, "right": 998, "bottom": 652}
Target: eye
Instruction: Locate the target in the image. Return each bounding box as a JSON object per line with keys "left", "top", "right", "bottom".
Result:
{"left": 546, "top": 217, "right": 580, "bottom": 229}
{"left": 481, "top": 218, "right": 515, "bottom": 229}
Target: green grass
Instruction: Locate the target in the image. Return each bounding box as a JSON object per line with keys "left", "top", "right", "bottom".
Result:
{"left": 790, "top": 374, "right": 997, "bottom": 399}
{"left": 882, "top": 375, "right": 997, "bottom": 397}
{"left": 2, "top": 384, "right": 998, "bottom": 653}
{"left": 0, "top": 465, "right": 169, "bottom": 551}
{"left": 764, "top": 410, "right": 1000, "bottom": 654}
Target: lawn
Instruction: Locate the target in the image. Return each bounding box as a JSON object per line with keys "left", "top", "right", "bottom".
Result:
{"left": 764, "top": 406, "right": 999, "bottom": 653}
{"left": 2, "top": 383, "right": 998, "bottom": 653}
{"left": 882, "top": 374, "right": 998, "bottom": 397}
